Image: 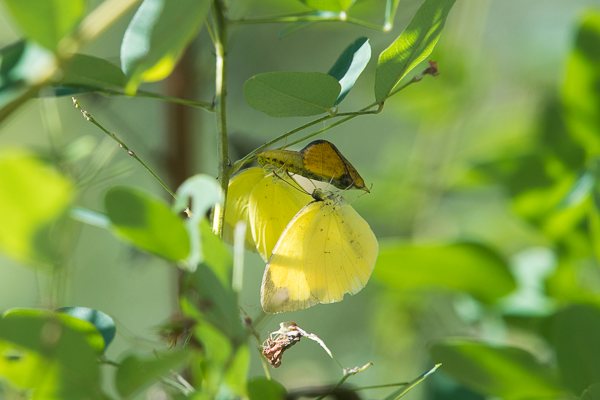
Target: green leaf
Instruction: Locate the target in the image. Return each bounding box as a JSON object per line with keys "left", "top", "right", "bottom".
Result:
{"left": 0, "top": 150, "right": 73, "bottom": 266}
{"left": 374, "top": 241, "right": 515, "bottom": 303}
{"left": 3, "top": 308, "right": 107, "bottom": 354}
{"left": 56, "top": 307, "right": 116, "bottom": 352}
{"left": 120, "top": 0, "right": 210, "bottom": 93}
{"left": 248, "top": 377, "right": 287, "bottom": 400}
{"left": 562, "top": 11, "right": 600, "bottom": 154}
{"left": 116, "top": 350, "right": 191, "bottom": 398}
{"left": 375, "top": 0, "right": 455, "bottom": 102}
{"left": 0, "top": 310, "right": 106, "bottom": 399}
{"left": 1, "top": 0, "right": 85, "bottom": 51}
{"left": 582, "top": 383, "right": 600, "bottom": 400}
{"left": 300, "top": 0, "right": 355, "bottom": 12}
{"left": 182, "top": 263, "right": 244, "bottom": 342}
{"left": 105, "top": 187, "right": 190, "bottom": 261}
{"left": 328, "top": 37, "right": 371, "bottom": 104}
{"left": 224, "top": 345, "right": 250, "bottom": 397}
{"left": 54, "top": 54, "right": 126, "bottom": 94}
{"left": 550, "top": 304, "right": 600, "bottom": 395}
{"left": 173, "top": 174, "right": 224, "bottom": 270}
{"left": 199, "top": 219, "right": 233, "bottom": 285}
{"left": 244, "top": 72, "right": 341, "bottom": 117}
{"left": 431, "top": 340, "right": 564, "bottom": 399}
{"left": 0, "top": 41, "right": 55, "bottom": 121}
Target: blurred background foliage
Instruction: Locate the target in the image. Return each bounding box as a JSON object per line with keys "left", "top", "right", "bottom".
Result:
{"left": 1, "top": 0, "right": 600, "bottom": 399}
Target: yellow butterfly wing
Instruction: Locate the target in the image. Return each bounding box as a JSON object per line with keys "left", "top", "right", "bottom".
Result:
{"left": 223, "top": 167, "right": 265, "bottom": 248}
{"left": 261, "top": 197, "right": 378, "bottom": 313}
{"left": 248, "top": 173, "right": 312, "bottom": 261}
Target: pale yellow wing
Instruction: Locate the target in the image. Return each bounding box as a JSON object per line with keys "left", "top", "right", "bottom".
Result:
{"left": 261, "top": 198, "right": 378, "bottom": 313}
{"left": 223, "top": 167, "right": 265, "bottom": 248}
{"left": 248, "top": 173, "right": 311, "bottom": 261}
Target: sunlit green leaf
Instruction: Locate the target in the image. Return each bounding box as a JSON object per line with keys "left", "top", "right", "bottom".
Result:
{"left": 0, "top": 310, "right": 105, "bottom": 398}
{"left": 56, "top": 307, "right": 116, "bottom": 352}
{"left": 1, "top": 0, "right": 85, "bottom": 50}
{"left": 248, "top": 377, "right": 286, "bottom": 400}
{"left": 550, "top": 304, "right": 600, "bottom": 395}
{"left": 374, "top": 241, "right": 515, "bottom": 303}
{"left": 562, "top": 10, "right": 600, "bottom": 154}
{"left": 0, "top": 150, "right": 73, "bottom": 266}
{"left": 105, "top": 187, "right": 190, "bottom": 261}
{"left": 300, "top": 0, "right": 354, "bottom": 12}
{"left": 375, "top": 0, "right": 455, "bottom": 102}
{"left": 431, "top": 340, "right": 564, "bottom": 399}
{"left": 116, "top": 350, "right": 191, "bottom": 398}
{"left": 328, "top": 37, "right": 371, "bottom": 104}
{"left": 244, "top": 72, "right": 341, "bottom": 117}
{"left": 120, "top": 0, "right": 210, "bottom": 93}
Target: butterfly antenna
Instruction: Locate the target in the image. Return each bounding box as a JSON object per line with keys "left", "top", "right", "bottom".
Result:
{"left": 271, "top": 170, "right": 307, "bottom": 195}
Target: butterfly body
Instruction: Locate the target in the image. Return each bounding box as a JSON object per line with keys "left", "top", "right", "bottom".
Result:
{"left": 257, "top": 140, "right": 368, "bottom": 191}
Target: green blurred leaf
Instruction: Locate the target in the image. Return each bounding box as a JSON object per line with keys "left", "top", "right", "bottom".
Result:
{"left": 582, "top": 383, "right": 600, "bottom": 400}
{"left": 374, "top": 241, "right": 515, "bottom": 303}
{"left": 328, "top": 37, "right": 371, "bottom": 104}
{"left": 1, "top": 0, "right": 85, "bottom": 50}
{"left": 431, "top": 340, "right": 564, "bottom": 399}
{"left": 375, "top": 0, "right": 455, "bottom": 102}
{"left": 0, "top": 310, "right": 106, "bottom": 399}
{"left": 182, "top": 263, "right": 244, "bottom": 342}
{"left": 248, "top": 377, "right": 286, "bottom": 400}
{"left": 0, "top": 150, "right": 73, "bottom": 266}
{"left": 199, "top": 219, "right": 233, "bottom": 285}
{"left": 173, "top": 174, "right": 224, "bottom": 270}
{"left": 56, "top": 307, "right": 116, "bottom": 352}
{"left": 300, "top": 0, "right": 354, "bottom": 12}
{"left": 224, "top": 345, "right": 250, "bottom": 397}
{"left": 550, "top": 304, "right": 600, "bottom": 395}
{"left": 120, "top": 0, "right": 210, "bottom": 93}
{"left": 562, "top": 10, "right": 600, "bottom": 154}
{"left": 116, "top": 350, "right": 191, "bottom": 398}
{"left": 243, "top": 72, "right": 341, "bottom": 117}
{"left": 52, "top": 54, "right": 126, "bottom": 95}
{"left": 105, "top": 186, "right": 190, "bottom": 261}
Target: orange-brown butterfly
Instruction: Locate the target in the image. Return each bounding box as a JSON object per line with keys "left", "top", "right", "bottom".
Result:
{"left": 257, "top": 140, "right": 369, "bottom": 192}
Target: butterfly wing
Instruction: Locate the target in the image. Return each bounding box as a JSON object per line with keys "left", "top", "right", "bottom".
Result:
{"left": 224, "top": 167, "right": 265, "bottom": 248}
{"left": 248, "top": 173, "right": 311, "bottom": 261}
{"left": 261, "top": 198, "right": 378, "bottom": 313}
{"left": 301, "top": 140, "right": 367, "bottom": 190}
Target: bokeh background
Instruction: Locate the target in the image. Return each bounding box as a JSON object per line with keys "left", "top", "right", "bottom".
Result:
{"left": 1, "top": 0, "right": 599, "bottom": 398}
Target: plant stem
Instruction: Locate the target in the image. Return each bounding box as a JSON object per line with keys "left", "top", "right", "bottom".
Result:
{"left": 212, "top": 0, "right": 230, "bottom": 236}
{"left": 229, "top": 12, "right": 385, "bottom": 31}
{"left": 72, "top": 97, "right": 176, "bottom": 199}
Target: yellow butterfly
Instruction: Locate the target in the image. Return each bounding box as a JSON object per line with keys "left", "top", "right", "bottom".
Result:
{"left": 261, "top": 188, "right": 378, "bottom": 313}
{"left": 257, "top": 140, "right": 369, "bottom": 192}
{"left": 224, "top": 167, "right": 311, "bottom": 261}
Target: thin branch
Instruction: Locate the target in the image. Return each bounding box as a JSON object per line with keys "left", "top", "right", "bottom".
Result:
{"left": 72, "top": 97, "right": 176, "bottom": 199}
{"left": 211, "top": 0, "right": 231, "bottom": 236}
{"left": 229, "top": 11, "right": 386, "bottom": 31}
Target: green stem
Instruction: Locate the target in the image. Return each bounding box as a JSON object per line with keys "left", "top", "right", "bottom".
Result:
{"left": 229, "top": 12, "right": 385, "bottom": 31}
{"left": 212, "top": 0, "right": 230, "bottom": 236}
{"left": 231, "top": 104, "right": 382, "bottom": 174}
{"left": 72, "top": 97, "right": 176, "bottom": 199}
